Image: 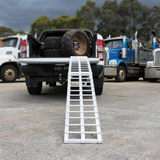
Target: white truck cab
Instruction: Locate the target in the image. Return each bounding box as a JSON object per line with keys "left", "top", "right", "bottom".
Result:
{"left": 145, "top": 31, "right": 160, "bottom": 82}
{"left": 0, "top": 34, "right": 23, "bottom": 82}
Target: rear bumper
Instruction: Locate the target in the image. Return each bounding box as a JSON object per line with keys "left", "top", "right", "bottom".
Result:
{"left": 21, "top": 64, "right": 104, "bottom": 78}
{"left": 145, "top": 67, "right": 160, "bottom": 79}
{"left": 104, "top": 67, "right": 117, "bottom": 76}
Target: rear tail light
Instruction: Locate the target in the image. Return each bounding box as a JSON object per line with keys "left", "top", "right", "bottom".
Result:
{"left": 20, "top": 39, "right": 27, "bottom": 58}
{"left": 97, "top": 39, "right": 104, "bottom": 61}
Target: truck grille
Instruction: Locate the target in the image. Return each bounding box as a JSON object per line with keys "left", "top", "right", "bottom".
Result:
{"left": 155, "top": 51, "right": 160, "bottom": 66}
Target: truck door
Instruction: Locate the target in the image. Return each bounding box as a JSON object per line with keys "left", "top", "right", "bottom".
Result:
{"left": 17, "top": 38, "right": 22, "bottom": 59}
{"left": 126, "top": 40, "right": 134, "bottom": 63}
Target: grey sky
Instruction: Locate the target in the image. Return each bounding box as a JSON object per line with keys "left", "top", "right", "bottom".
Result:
{"left": 0, "top": 0, "right": 159, "bottom": 33}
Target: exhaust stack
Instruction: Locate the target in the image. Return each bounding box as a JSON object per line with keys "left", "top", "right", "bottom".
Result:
{"left": 152, "top": 31, "right": 156, "bottom": 50}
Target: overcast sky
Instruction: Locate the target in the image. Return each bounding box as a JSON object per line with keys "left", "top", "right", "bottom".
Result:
{"left": 0, "top": 0, "right": 159, "bottom": 33}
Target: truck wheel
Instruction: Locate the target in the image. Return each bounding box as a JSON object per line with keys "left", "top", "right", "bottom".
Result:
{"left": 95, "top": 87, "right": 103, "bottom": 95}
{"left": 61, "top": 29, "right": 90, "bottom": 57}
{"left": 126, "top": 77, "right": 139, "bottom": 81}
{"left": 132, "top": 77, "right": 139, "bottom": 81}
{"left": 44, "top": 49, "right": 63, "bottom": 57}
{"left": 149, "top": 79, "right": 157, "bottom": 82}
{"left": 94, "top": 71, "right": 104, "bottom": 95}
{"left": 115, "top": 66, "right": 126, "bottom": 82}
{"left": 44, "top": 37, "right": 62, "bottom": 49}
{"left": 49, "top": 82, "right": 56, "bottom": 87}
{"left": 1, "top": 65, "right": 18, "bottom": 82}
{"left": 27, "top": 82, "right": 42, "bottom": 95}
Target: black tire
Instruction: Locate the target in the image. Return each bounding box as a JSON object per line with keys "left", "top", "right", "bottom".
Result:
{"left": 115, "top": 66, "right": 126, "bottom": 82}
{"left": 27, "top": 82, "right": 42, "bottom": 95}
{"left": 149, "top": 79, "right": 157, "bottom": 82}
{"left": 49, "top": 82, "right": 56, "bottom": 87}
{"left": 95, "top": 87, "right": 103, "bottom": 96}
{"left": 132, "top": 77, "right": 139, "bottom": 81}
{"left": 61, "top": 29, "right": 90, "bottom": 57}
{"left": 94, "top": 71, "right": 104, "bottom": 95}
{"left": 44, "top": 49, "right": 63, "bottom": 57}
{"left": 44, "top": 37, "right": 62, "bottom": 49}
{"left": 126, "top": 77, "right": 132, "bottom": 81}
{"left": 1, "top": 65, "right": 18, "bottom": 82}
{"left": 126, "top": 77, "right": 139, "bottom": 81}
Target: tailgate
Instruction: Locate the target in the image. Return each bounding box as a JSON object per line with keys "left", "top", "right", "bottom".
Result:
{"left": 19, "top": 57, "right": 99, "bottom": 64}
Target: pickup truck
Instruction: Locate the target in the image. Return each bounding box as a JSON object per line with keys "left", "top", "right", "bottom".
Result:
{"left": 19, "top": 29, "right": 105, "bottom": 95}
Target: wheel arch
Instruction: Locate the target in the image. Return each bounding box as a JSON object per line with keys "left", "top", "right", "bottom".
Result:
{"left": 0, "top": 62, "right": 21, "bottom": 78}
{"left": 117, "top": 61, "right": 128, "bottom": 74}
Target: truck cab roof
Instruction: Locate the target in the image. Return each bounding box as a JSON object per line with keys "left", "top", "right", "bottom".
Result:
{"left": 2, "top": 35, "right": 23, "bottom": 41}
{"left": 104, "top": 37, "right": 132, "bottom": 41}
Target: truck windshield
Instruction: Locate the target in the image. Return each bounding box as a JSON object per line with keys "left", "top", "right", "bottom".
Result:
{"left": 2, "top": 38, "right": 18, "bottom": 48}
{"left": 105, "top": 40, "right": 123, "bottom": 49}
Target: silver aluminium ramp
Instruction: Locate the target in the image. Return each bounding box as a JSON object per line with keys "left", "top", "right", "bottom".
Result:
{"left": 64, "top": 56, "right": 102, "bottom": 144}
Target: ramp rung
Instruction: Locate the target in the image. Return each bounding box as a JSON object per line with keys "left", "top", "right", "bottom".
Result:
{"left": 66, "top": 117, "right": 97, "bottom": 119}
{"left": 64, "top": 139, "right": 102, "bottom": 144}
{"left": 66, "top": 124, "right": 100, "bottom": 126}
{"left": 69, "top": 105, "right": 96, "bottom": 107}
{"left": 65, "top": 132, "right": 101, "bottom": 134}
{"left": 66, "top": 111, "right": 98, "bottom": 113}
{"left": 64, "top": 56, "right": 102, "bottom": 144}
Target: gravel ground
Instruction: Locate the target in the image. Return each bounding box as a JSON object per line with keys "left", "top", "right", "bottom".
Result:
{"left": 0, "top": 78, "right": 160, "bottom": 160}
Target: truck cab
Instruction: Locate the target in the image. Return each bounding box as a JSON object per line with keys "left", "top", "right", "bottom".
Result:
{"left": 145, "top": 32, "right": 160, "bottom": 82}
{"left": 104, "top": 32, "right": 152, "bottom": 82}
{"left": 0, "top": 35, "right": 23, "bottom": 82}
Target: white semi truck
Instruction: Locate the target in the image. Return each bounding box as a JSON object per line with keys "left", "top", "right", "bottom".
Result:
{"left": 0, "top": 35, "right": 23, "bottom": 82}
{"left": 145, "top": 32, "right": 160, "bottom": 82}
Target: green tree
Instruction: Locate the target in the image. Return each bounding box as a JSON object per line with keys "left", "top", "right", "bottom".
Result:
{"left": 97, "top": 0, "right": 121, "bottom": 38}
{"left": 30, "top": 16, "right": 52, "bottom": 37}
{"left": 15, "top": 30, "right": 26, "bottom": 35}
{"left": 0, "top": 26, "right": 15, "bottom": 36}
{"left": 76, "top": 0, "right": 101, "bottom": 32}
{"left": 54, "top": 15, "right": 70, "bottom": 29}
{"left": 67, "top": 16, "right": 79, "bottom": 29}
{"left": 51, "top": 15, "right": 79, "bottom": 29}
{"left": 149, "top": 6, "right": 160, "bottom": 38}
{"left": 119, "top": 0, "right": 144, "bottom": 38}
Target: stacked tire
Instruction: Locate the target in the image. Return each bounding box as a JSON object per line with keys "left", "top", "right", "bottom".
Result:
{"left": 44, "top": 37, "right": 63, "bottom": 57}
{"left": 43, "top": 29, "right": 90, "bottom": 57}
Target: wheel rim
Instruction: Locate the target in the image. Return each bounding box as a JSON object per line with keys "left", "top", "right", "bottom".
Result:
{"left": 119, "top": 69, "right": 125, "bottom": 80}
{"left": 72, "top": 34, "right": 87, "bottom": 55}
{"left": 4, "top": 69, "right": 15, "bottom": 80}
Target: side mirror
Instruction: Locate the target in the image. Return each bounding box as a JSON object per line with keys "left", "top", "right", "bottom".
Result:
{"left": 34, "top": 33, "right": 37, "bottom": 39}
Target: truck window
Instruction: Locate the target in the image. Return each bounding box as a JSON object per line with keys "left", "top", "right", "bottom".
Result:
{"left": 2, "top": 38, "right": 18, "bottom": 48}
{"left": 18, "top": 39, "right": 22, "bottom": 50}
{"left": 127, "top": 40, "right": 132, "bottom": 49}
{"left": 112, "top": 40, "right": 123, "bottom": 49}
{"left": 105, "top": 41, "right": 112, "bottom": 48}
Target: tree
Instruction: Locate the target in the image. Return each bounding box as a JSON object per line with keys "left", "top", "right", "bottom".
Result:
{"left": 119, "top": 0, "right": 144, "bottom": 38}
{"left": 76, "top": 0, "right": 101, "bottom": 32}
{"left": 97, "top": 0, "right": 121, "bottom": 38}
{"left": 30, "top": 16, "right": 52, "bottom": 37}
{"left": 67, "top": 16, "right": 79, "bottom": 29}
{"left": 0, "top": 26, "right": 15, "bottom": 36}
{"left": 149, "top": 6, "right": 160, "bottom": 38}
{"left": 53, "top": 15, "right": 70, "bottom": 29}
{"left": 15, "top": 30, "right": 26, "bottom": 35}
{"left": 51, "top": 15, "right": 79, "bottom": 29}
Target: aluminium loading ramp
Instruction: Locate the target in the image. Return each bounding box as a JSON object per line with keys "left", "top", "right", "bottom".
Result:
{"left": 64, "top": 56, "right": 102, "bottom": 144}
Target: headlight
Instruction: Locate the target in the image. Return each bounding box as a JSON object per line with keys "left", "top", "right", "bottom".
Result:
{"left": 109, "top": 60, "right": 117, "bottom": 67}
{"left": 147, "top": 61, "right": 154, "bottom": 67}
